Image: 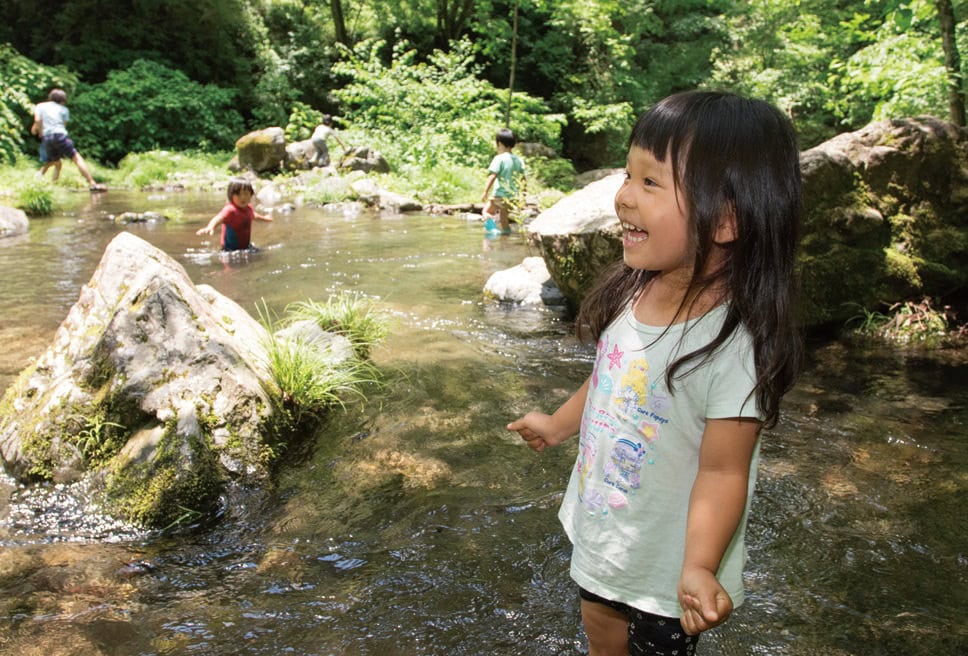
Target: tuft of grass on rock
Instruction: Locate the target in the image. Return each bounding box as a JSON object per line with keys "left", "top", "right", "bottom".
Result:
{"left": 257, "top": 297, "right": 386, "bottom": 429}
{"left": 283, "top": 293, "right": 390, "bottom": 359}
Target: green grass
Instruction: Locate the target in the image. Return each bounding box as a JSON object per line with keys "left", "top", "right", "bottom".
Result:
{"left": 14, "top": 179, "right": 55, "bottom": 215}
{"left": 1, "top": 138, "right": 575, "bottom": 216}
{"left": 262, "top": 333, "right": 380, "bottom": 426}
{"left": 0, "top": 150, "right": 231, "bottom": 215}
{"left": 373, "top": 163, "right": 481, "bottom": 205}
{"left": 257, "top": 297, "right": 387, "bottom": 429}
{"left": 282, "top": 293, "right": 390, "bottom": 359}
{"left": 847, "top": 298, "right": 959, "bottom": 346}
{"left": 113, "top": 149, "right": 232, "bottom": 190}
{"left": 300, "top": 174, "right": 355, "bottom": 205}
{"left": 0, "top": 156, "right": 66, "bottom": 212}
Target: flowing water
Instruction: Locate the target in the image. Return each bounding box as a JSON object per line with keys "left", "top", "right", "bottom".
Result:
{"left": 0, "top": 190, "right": 965, "bottom": 655}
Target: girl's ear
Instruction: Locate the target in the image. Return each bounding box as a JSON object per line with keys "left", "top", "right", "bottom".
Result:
{"left": 713, "top": 205, "right": 738, "bottom": 244}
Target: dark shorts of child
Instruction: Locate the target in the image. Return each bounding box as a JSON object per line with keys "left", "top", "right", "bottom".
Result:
{"left": 579, "top": 587, "right": 698, "bottom": 656}
{"left": 42, "top": 134, "right": 77, "bottom": 162}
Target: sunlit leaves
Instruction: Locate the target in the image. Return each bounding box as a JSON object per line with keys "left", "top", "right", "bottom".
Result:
{"left": 0, "top": 44, "right": 77, "bottom": 164}
{"left": 332, "top": 37, "right": 564, "bottom": 168}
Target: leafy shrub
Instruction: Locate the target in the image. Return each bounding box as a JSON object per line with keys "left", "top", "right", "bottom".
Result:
{"left": 332, "top": 38, "right": 566, "bottom": 170}
{"left": 285, "top": 102, "right": 324, "bottom": 143}
{"left": 0, "top": 44, "right": 78, "bottom": 164}
{"left": 70, "top": 60, "right": 244, "bottom": 163}
{"left": 526, "top": 156, "right": 576, "bottom": 191}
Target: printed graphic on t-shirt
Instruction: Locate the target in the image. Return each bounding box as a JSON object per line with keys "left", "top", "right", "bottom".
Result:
{"left": 577, "top": 335, "right": 668, "bottom": 516}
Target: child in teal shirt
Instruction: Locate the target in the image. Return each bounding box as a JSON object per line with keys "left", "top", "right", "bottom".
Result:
{"left": 481, "top": 128, "right": 526, "bottom": 235}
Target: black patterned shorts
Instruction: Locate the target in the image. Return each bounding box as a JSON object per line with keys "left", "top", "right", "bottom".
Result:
{"left": 579, "top": 587, "right": 698, "bottom": 656}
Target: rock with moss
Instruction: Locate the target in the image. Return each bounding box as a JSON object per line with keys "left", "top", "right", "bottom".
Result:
{"left": 798, "top": 117, "right": 968, "bottom": 326}
{"left": 0, "top": 232, "right": 279, "bottom": 528}
{"left": 525, "top": 118, "right": 968, "bottom": 327}
{"left": 235, "top": 127, "right": 287, "bottom": 173}
{"left": 339, "top": 146, "right": 390, "bottom": 174}
{"left": 524, "top": 173, "right": 624, "bottom": 308}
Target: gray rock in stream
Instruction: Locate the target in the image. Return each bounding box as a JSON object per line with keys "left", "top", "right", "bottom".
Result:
{"left": 0, "top": 232, "right": 349, "bottom": 528}
{"left": 484, "top": 256, "right": 566, "bottom": 307}
{"left": 0, "top": 205, "right": 29, "bottom": 238}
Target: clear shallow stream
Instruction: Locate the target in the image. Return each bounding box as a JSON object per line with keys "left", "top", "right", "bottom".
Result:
{"left": 0, "top": 190, "right": 965, "bottom": 655}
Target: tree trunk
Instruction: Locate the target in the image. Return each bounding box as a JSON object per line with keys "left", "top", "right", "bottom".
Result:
{"left": 331, "top": 0, "right": 349, "bottom": 45}
{"left": 437, "top": 0, "right": 475, "bottom": 41}
{"left": 505, "top": 0, "right": 518, "bottom": 126}
{"left": 936, "top": 0, "right": 965, "bottom": 126}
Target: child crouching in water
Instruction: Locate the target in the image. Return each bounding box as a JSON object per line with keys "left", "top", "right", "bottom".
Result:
{"left": 507, "top": 90, "right": 803, "bottom": 655}
{"left": 197, "top": 179, "right": 273, "bottom": 251}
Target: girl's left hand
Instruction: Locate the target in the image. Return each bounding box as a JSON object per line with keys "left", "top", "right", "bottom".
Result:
{"left": 677, "top": 566, "right": 733, "bottom": 635}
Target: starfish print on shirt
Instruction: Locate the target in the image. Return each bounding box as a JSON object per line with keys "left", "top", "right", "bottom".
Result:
{"left": 607, "top": 344, "right": 624, "bottom": 369}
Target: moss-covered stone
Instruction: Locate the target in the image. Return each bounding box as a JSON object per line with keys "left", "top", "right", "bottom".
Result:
{"left": 105, "top": 420, "right": 223, "bottom": 527}
{"left": 235, "top": 127, "right": 287, "bottom": 173}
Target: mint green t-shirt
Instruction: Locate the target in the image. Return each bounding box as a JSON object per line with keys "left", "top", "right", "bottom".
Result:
{"left": 559, "top": 302, "right": 762, "bottom": 618}
{"left": 487, "top": 151, "right": 525, "bottom": 198}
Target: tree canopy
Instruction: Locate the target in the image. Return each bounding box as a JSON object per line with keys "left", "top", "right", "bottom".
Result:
{"left": 1, "top": 0, "right": 965, "bottom": 167}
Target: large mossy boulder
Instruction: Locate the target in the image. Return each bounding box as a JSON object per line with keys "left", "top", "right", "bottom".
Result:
{"left": 798, "top": 117, "right": 968, "bottom": 325}
{"left": 527, "top": 117, "right": 968, "bottom": 328}
{"left": 525, "top": 174, "right": 624, "bottom": 304}
{"left": 0, "top": 233, "right": 278, "bottom": 527}
{"left": 236, "top": 127, "right": 287, "bottom": 173}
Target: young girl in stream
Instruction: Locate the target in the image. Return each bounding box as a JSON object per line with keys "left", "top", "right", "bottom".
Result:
{"left": 196, "top": 179, "right": 273, "bottom": 251}
{"left": 507, "top": 90, "right": 803, "bottom": 655}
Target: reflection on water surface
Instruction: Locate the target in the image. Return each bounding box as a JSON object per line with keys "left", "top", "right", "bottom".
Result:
{"left": 0, "top": 191, "right": 965, "bottom": 654}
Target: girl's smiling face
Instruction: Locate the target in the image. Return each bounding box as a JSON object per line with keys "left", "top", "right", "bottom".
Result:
{"left": 614, "top": 146, "right": 692, "bottom": 278}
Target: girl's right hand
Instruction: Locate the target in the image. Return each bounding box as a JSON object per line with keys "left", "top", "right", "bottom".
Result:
{"left": 507, "top": 412, "right": 567, "bottom": 452}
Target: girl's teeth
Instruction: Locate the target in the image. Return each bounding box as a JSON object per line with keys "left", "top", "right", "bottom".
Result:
{"left": 622, "top": 222, "right": 648, "bottom": 242}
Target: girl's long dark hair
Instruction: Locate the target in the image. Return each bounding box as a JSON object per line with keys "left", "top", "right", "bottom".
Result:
{"left": 577, "top": 91, "right": 803, "bottom": 429}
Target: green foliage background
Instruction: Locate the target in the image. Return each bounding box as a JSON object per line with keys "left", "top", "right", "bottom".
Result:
{"left": 0, "top": 44, "right": 77, "bottom": 164}
{"left": 68, "top": 60, "right": 244, "bottom": 164}
{"left": 331, "top": 38, "right": 565, "bottom": 168}
{"left": 1, "top": 0, "right": 966, "bottom": 171}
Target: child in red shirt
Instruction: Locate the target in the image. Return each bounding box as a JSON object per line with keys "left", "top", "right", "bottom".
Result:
{"left": 197, "top": 179, "right": 273, "bottom": 251}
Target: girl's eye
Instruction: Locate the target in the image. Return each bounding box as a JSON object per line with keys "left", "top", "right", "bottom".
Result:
{"left": 643, "top": 177, "right": 657, "bottom": 187}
